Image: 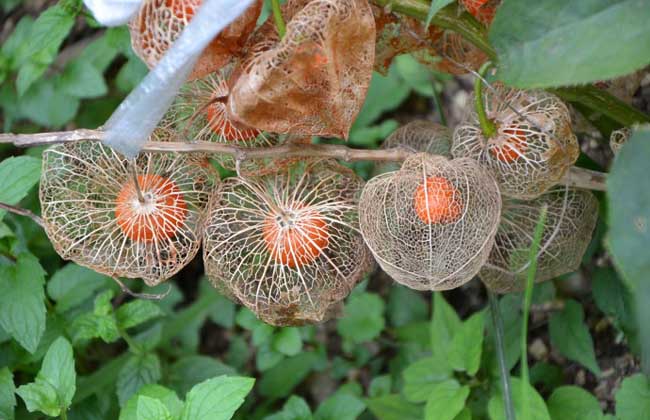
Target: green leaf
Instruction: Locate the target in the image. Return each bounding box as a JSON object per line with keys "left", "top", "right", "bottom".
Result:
{"left": 548, "top": 300, "right": 601, "bottom": 376}
{"left": 136, "top": 396, "right": 172, "bottom": 420}
{"left": 207, "top": 291, "right": 236, "bottom": 329}
{"left": 120, "top": 385, "right": 183, "bottom": 420}
{"left": 56, "top": 59, "right": 108, "bottom": 98}
{"left": 0, "top": 367, "right": 16, "bottom": 420}
{"left": 117, "top": 353, "right": 162, "bottom": 406}
{"left": 259, "top": 352, "right": 318, "bottom": 398}
{"left": 615, "top": 373, "right": 650, "bottom": 420}
{"left": 116, "top": 58, "right": 148, "bottom": 93}
{"left": 368, "top": 375, "right": 392, "bottom": 398}
{"left": 592, "top": 268, "right": 636, "bottom": 333}
{"left": 424, "top": 380, "right": 469, "bottom": 420}
{"left": 490, "top": 0, "right": 650, "bottom": 88}
{"left": 488, "top": 377, "right": 550, "bottom": 420}
{"left": 0, "top": 156, "right": 41, "bottom": 220}
{"left": 425, "top": 0, "right": 455, "bottom": 28}
{"left": 77, "top": 30, "right": 121, "bottom": 72}
{"left": 0, "top": 253, "right": 46, "bottom": 353}
{"left": 168, "top": 356, "right": 237, "bottom": 398}
{"left": 265, "top": 395, "right": 312, "bottom": 420}
{"left": 387, "top": 285, "right": 428, "bottom": 328}
{"left": 70, "top": 311, "right": 120, "bottom": 344}
{"left": 485, "top": 294, "right": 522, "bottom": 376}
{"left": 547, "top": 386, "right": 603, "bottom": 420}
{"left": 272, "top": 328, "right": 303, "bottom": 356}
{"left": 16, "top": 337, "right": 76, "bottom": 416}
{"left": 337, "top": 292, "right": 385, "bottom": 344}
{"left": 353, "top": 69, "right": 410, "bottom": 129}
{"left": 366, "top": 394, "right": 423, "bottom": 420}
{"left": 256, "top": 343, "right": 284, "bottom": 371}
{"left": 315, "top": 393, "right": 365, "bottom": 420}
{"left": 180, "top": 376, "right": 255, "bottom": 420}
{"left": 449, "top": 311, "right": 485, "bottom": 375}
{"left": 47, "top": 263, "right": 111, "bottom": 313}
{"left": 1, "top": 16, "right": 34, "bottom": 67}
{"left": 116, "top": 300, "right": 164, "bottom": 330}
{"left": 394, "top": 55, "right": 435, "bottom": 97}
{"left": 19, "top": 79, "right": 80, "bottom": 127}
{"left": 402, "top": 356, "right": 452, "bottom": 403}
{"left": 430, "top": 292, "right": 461, "bottom": 360}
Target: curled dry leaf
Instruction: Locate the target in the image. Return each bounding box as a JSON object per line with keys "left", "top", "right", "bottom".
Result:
{"left": 228, "top": 0, "right": 376, "bottom": 139}
{"left": 610, "top": 127, "right": 631, "bottom": 155}
{"left": 203, "top": 159, "right": 372, "bottom": 326}
{"left": 129, "top": 0, "right": 263, "bottom": 80}
{"left": 40, "top": 138, "right": 217, "bottom": 286}
{"left": 480, "top": 187, "right": 599, "bottom": 293}
{"left": 359, "top": 153, "right": 501, "bottom": 291}
{"left": 452, "top": 84, "right": 579, "bottom": 199}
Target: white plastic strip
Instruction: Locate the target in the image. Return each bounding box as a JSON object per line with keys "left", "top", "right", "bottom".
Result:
{"left": 103, "top": 0, "right": 255, "bottom": 158}
{"left": 83, "top": 0, "right": 143, "bottom": 26}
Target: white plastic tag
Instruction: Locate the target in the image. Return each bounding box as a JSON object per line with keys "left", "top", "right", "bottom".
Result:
{"left": 103, "top": 0, "right": 255, "bottom": 158}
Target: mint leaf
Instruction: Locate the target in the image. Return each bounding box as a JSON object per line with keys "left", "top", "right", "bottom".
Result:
{"left": 449, "top": 311, "right": 485, "bottom": 375}
{"left": 136, "top": 396, "right": 172, "bottom": 420}
{"left": 47, "top": 263, "right": 111, "bottom": 313}
{"left": 314, "top": 393, "right": 365, "bottom": 420}
{"left": 366, "top": 394, "right": 423, "bottom": 420}
{"left": 402, "top": 356, "right": 452, "bottom": 403}
{"left": 116, "top": 300, "right": 164, "bottom": 330}
{"left": 117, "top": 353, "right": 162, "bottom": 406}
{"left": 120, "top": 384, "right": 183, "bottom": 420}
{"left": 0, "top": 156, "right": 41, "bottom": 220}
{"left": 430, "top": 293, "right": 461, "bottom": 360}
{"left": 265, "top": 395, "right": 312, "bottom": 420}
{"left": 0, "top": 368, "right": 16, "bottom": 420}
{"left": 549, "top": 300, "right": 601, "bottom": 376}
{"left": 337, "top": 292, "right": 385, "bottom": 344}
{"left": 615, "top": 374, "right": 650, "bottom": 420}
{"left": 272, "top": 328, "right": 303, "bottom": 356}
{"left": 168, "top": 356, "right": 236, "bottom": 398}
{"left": 548, "top": 386, "right": 603, "bottom": 420}
{"left": 180, "top": 376, "right": 255, "bottom": 420}
{"left": 0, "top": 253, "right": 46, "bottom": 353}
{"left": 424, "top": 380, "right": 469, "bottom": 420}
{"left": 56, "top": 59, "right": 108, "bottom": 98}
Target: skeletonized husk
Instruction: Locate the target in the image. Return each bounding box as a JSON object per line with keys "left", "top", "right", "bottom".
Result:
{"left": 203, "top": 159, "right": 373, "bottom": 326}
{"left": 359, "top": 153, "right": 502, "bottom": 291}
{"left": 610, "top": 127, "right": 631, "bottom": 155}
{"left": 129, "top": 0, "right": 263, "bottom": 80}
{"left": 414, "top": 30, "right": 488, "bottom": 76}
{"left": 228, "top": 0, "right": 376, "bottom": 139}
{"left": 452, "top": 84, "right": 579, "bottom": 199}
{"left": 480, "top": 187, "right": 599, "bottom": 293}
{"left": 40, "top": 139, "right": 217, "bottom": 286}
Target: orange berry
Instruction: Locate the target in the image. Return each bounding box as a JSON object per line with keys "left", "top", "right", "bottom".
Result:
{"left": 413, "top": 176, "right": 463, "bottom": 224}
{"left": 262, "top": 209, "right": 330, "bottom": 268}
{"left": 206, "top": 102, "right": 261, "bottom": 141}
{"left": 115, "top": 174, "right": 187, "bottom": 242}
{"left": 490, "top": 126, "right": 528, "bottom": 163}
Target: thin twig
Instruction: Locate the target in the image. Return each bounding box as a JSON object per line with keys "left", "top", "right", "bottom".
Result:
{"left": 0, "top": 202, "right": 45, "bottom": 227}
{"left": 111, "top": 277, "right": 172, "bottom": 301}
{"left": 0, "top": 130, "right": 608, "bottom": 191}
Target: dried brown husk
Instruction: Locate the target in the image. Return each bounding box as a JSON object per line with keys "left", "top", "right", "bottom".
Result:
{"left": 414, "top": 30, "right": 488, "bottom": 75}
{"left": 452, "top": 84, "right": 579, "bottom": 199}
{"left": 129, "top": 0, "right": 263, "bottom": 80}
{"left": 609, "top": 127, "right": 631, "bottom": 155}
{"left": 228, "top": 0, "right": 376, "bottom": 139}
{"left": 203, "top": 159, "right": 372, "bottom": 326}
{"left": 359, "top": 153, "right": 502, "bottom": 291}
{"left": 480, "top": 187, "right": 599, "bottom": 293}
{"left": 40, "top": 136, "right": 217, "bottom": 286}
{"left": 459, "top": 0, "right": 500, "bottom": 26}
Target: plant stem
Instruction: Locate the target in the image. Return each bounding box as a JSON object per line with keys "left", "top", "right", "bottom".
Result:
{"left": 488, "top": 291, "right": 516, "bottom": 420}
{"left": 432, "top": 83, "right": 447, "bottom": 126}
{"left": 475, "top": 62, "right": 497, "bottom": 138}
{"left": 60, "top": 408, "right": 68, "bottom": 420}
{"left": 520, "top": 205, "right": 548, "bottom": 420}
{"left": 271, "top": 0, "right": 286, "bottom": 39}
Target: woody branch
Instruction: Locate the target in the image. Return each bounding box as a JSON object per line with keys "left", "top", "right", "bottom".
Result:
{"left": 0, "top": 129, "right": 607, "bottom": 191}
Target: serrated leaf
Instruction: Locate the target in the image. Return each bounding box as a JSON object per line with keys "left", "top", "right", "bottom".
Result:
{"left": 16, "top": 337, "right": 76, "bottom": 416}
{"left": 0, "top": 253, "right": 46, "bottom": 353}
{"left": 0, "top": 156, "right": 41, "bottom": 220}
{"left": 615, "top": 374, "right": 650, "bottom": 420}
{"left": 449, "top": 311, "right": 485, "bottom": 375}
{"left": 547, "top": 386, "right": 603, "bottom": 420}
{"left": 70, "top": 312, "right": 120, "bottom": 344}
{"left": 120, "top": 384, "right": 183, "bottom": 420}
{"left": 402, "top": 356, "right": 452, "bottom": 403}
{"left": 265, "top": 395, "right": 312, "bottom": 420}
{"left": 1, "top": 16, "right": 34, "bottom": 69}
{"left": 387, "top": 285, "right": 428, "bottom": 328}
{"left": 180, "top": 376, "right": 255, "bottom": 420}
{"left": 315, "top": 393, "right": 365, "bottom": 420}
{"left": 117, "top": 353, "right": 162, "bottom": 406}
{"left": 549, "top": 300, "right": 601, "bottom": 376}
{"left": 259, "top": 353, "right": 318, "bottom": 398}
{"left": 488, "top": 377, "right": 550, "bottom": 420}
{"left": 337, "top": 292, "right": 385, "bottom": 344}
{"left": 424, "top": 380, "right": 469, "bottom": 420}
{"left": 366, "top": 394, "right": 423, "bottom": 420}
{"left": 490, "top": 0, "right": 650, "bottom": 88}
{"left": 116, "top": 300, "right": 164, "bottom": 330}
{"left": 136, "top": 396, "right": 172, "bottom": 420}
{"left": 56, "top": 59, "right": 108, "bottom": 98}
{"left": 19, "top": 79, "right": 80, "bottom": 127}
{"left": 168, "top": 356, "right": 237, "bottom": 398}
{"left": 0, "top": 368, "right": 16, "bottom": 420}
{"left": 47, "top": 263, "right": 111, "bottom": 313}
{"left": 272, "top": 328, "right": 303, "bottom": 356}
{"left": 430, "top": 292, "right": 461, "bottom": 360}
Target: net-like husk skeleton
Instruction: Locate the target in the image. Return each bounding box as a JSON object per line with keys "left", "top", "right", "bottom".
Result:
{"left": 129, "top": 0, "right": 263, "bottom": 80}
{"left": 610, "top": 127, "right": 631, "bottom": 155}
{"left": 376, "top": 120, "right": 452, "bottom": 174}
{"left": 203, "top": 159, "right": 372, "bottom": 326}
{"left": 480, "top": 187, "right": 599, "bottom": 293}
{"left": 359, "top": 153, "right": 501, "bottom": 291}
{"left": 40, "top": 140, "right": 217, "bottom": 286}
{"left": 413, "top": 30, "right": 488, "bottom": 76}
{"left": 452, "top": 84, "right": 579, "bottom": 199}
{"left": 459, "top": 0, "right": 500, "bottom": 26}
{"left": 227, "top": 0, "right": 376, "bottom": 139}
